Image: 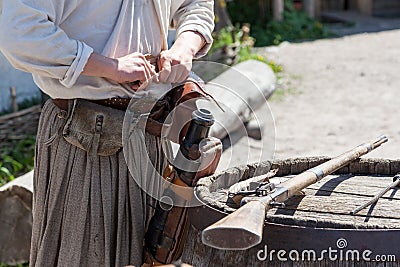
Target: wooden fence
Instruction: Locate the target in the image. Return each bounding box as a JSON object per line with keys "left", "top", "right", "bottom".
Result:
{"left": 0, "top": 105, "right": 41, "bottom": 151}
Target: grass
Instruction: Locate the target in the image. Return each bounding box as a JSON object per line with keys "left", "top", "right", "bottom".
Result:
{"left": 0, "top": 96, "right": 38, "bottom": 186}
{"left": 210, "top": 26, "right": 284, "bottom": 75}
{"left": 269, "top": 73, "right": 302, "bottom": 102}
{"left": 237, "top": 46, "right": 283, "bottom": 74}
{"left": 0, "top": 264, "right": 28, "bottom": 267}
{"left": 0, "top": 136, "right": 36, "bottom": 186}
{"left": 0, "top": 97, "right": 41, "bottom": 116}
{"left": 0, "top": 104, "right": 37, "bottom": 267}
{"left": 269, "top": 86, "right": 299, "bottom": 102}
{"left": 210, "top": 25, "right": 299, "bottom": 104}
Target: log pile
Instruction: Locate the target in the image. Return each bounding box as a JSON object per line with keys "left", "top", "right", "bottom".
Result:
{"left": 194, "top": 59, "right": 276, "bottom": 140}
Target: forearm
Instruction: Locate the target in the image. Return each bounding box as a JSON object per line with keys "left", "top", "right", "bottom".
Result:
{"left": 0, "top": 0, "right": 93, "bottom": 87}
{"left": 170, "top": 31, "right": 206, "bottom": 56}
{"left": 172, "top": 0, "right": 214, "bottom": 58}
{"left": 82, "top": 51, "right": 155, "bottom": 87}
{"left": 81, "top": 52, "right": 117, "bottom": 80}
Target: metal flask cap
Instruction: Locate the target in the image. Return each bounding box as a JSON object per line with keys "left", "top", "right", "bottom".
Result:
{"left": 192, "top": 108, "right": 214, "bottom": 127}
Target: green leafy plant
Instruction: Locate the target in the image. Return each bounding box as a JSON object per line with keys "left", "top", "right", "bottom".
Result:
{"left": 227, "top": 0, "right": 333, "bottom": 46}
{"left": 17, "top": 96, "right": 41, "bottom": 110}
{"left": 209, "top": 27, "right": 239, "bottom": 55}
{"left": 237, "top": 45, "right": 283, "bottom": 73}
{"left": 0, "top": 96, "right": 41, "bottom": 116}
{"left": 0, "top": 263, "right": 29, "bottom": 267}
{"left": 210, "top": 26, "right": 283, "bottom": 74}
{"left": 0, "top": 136, "right": 36, "bottom": 186}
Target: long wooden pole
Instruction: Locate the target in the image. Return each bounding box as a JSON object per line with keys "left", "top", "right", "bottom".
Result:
{"left": 303, "top": 0, "right": 315, "bottom": 18}
{"left": 273, "top": 0, "right": 284, "bottom": 21}
{"left": 10, "top": 87, "right": 18, "bottom": 112}
{"left": 357, "top": 0, "right": 373, "bottom": 15}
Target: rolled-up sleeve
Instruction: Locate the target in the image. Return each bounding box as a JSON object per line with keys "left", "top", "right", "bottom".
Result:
{"left": 172, "top": 0, "right": 215, "bottom": 58}
{"left": 0, "top": 0, "right": 93, "bottom": 88}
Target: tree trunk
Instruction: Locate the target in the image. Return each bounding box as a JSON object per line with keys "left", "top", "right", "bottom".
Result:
{"left": 214, "top": 0, "right": 232, "bottom": 31}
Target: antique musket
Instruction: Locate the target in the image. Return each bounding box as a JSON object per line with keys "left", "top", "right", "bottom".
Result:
{"left": 201, "top": 135, "right": 388, "bottom": 250}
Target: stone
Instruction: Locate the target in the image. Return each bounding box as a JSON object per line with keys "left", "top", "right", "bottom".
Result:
{"left": 0, "top": 171, "right": 33, "bottom": 265}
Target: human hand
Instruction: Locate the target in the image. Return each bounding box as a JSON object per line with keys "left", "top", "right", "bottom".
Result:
{"left": 157, "top": 31, "right": 206, "bottom": 84}
{"left": 157, "top": 47, "right": 193, "bottom": 84}
{"left": 83, "top": 51, "right": 156, "bottom": 91}
{"left": 113, "top": 52, "right": 156, "bottom": 90}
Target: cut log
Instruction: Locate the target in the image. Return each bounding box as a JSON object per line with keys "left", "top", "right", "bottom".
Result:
{"left": 195, "top": 60, "right": 276, "bottom": 140}
{"left": 245, "top": 118, "right": 263, "bottom": 140}
{"left": 0, "top": 171, "right": 33, "bottom": 265}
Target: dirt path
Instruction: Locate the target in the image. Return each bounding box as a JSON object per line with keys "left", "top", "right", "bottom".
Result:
{"left": 261, "top": 29, "right": 400, "bottom": 160}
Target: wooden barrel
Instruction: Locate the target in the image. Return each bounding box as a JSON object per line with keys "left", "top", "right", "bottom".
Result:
{"left": 182, "top": 157, "right": 400, "bottom": 266}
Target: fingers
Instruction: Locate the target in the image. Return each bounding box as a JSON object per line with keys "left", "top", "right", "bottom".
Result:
{"left": 143, "top": 56, "right": 156, "bottom": 78}
{"left": 169, "top": 64, "right": 190, "bottom": 83}
{"left": 158, "top": 58, "right": 171, "bottom": 83}
{"left": 137, "top": 78, "right": 154, "bottom": 91}
{"left": 130, "top": 52, "right": 151, "bottom": 81}
{"left": 175, "top": 63, "right": 191, "bottom": 83}
{"left": 171, "top": 65, "right": 188, "bottom": 83}
{"left": 129, "top": 81, "right": 140, "bottom": 91}
{"left": 114, "top": 52, "right": 157, "bottom": 86}
{"left": 115, "top": 51, "right": 193, "bottom": 85}
{"left": 139, "top": 57, "right": 156, "bottom": 83}
{"left": 158, "top": 57, "right": 191, "bottom": 83}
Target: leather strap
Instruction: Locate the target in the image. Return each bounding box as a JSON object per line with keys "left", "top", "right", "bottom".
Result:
{"left": 52, "top": 80, "right": 210, "bottom": 139}
{"left": 53, "top": 98, "right": 132, "bottom": 111}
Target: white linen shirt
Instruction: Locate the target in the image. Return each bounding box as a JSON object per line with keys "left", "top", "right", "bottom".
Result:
{"left": 0, "top": 0, "right": 214, "bottom": 99}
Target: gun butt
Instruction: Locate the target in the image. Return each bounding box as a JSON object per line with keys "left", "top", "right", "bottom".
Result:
{"left": 202, "top": 200, "right": 267, "bottom": 250}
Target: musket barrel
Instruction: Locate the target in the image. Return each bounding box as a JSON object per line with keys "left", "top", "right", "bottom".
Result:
{"left": 201, "top": 135, "right": 388, "bottom": 250}
{"left": 281, "top": 135, "right": 388, "bottom": 199}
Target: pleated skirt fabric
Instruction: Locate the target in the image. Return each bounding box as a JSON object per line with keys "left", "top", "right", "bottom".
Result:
{"left": 30, "top": 100, "right": 164, "bottom": 267}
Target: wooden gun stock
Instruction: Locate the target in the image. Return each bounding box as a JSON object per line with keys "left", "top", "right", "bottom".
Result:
{"left": 202, "top": 135, "right": 388, "bottom": 250}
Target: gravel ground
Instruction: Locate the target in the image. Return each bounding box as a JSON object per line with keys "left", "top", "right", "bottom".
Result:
{"left": 260, "top": 29, "right": 400, "bottom": 160}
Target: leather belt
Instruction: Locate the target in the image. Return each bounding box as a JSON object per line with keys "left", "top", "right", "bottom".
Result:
{"left": 52, "top": 98, "right": 164, "bottom": 137}
{"left": 52, "top": 98, "right": 131, "bottom": 111}
{"left": 52, "top": 70, "right": 211, "bottom": 140}
{"left": 127, "top": 54, "right": 159, "bottom": 88}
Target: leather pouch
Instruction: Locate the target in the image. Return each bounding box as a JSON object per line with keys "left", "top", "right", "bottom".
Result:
{"left": 62, "top": 78, "right": 216, "bottom": 156}
{"left": 62, "top": 99, "right": 124, "bottom": 157}
{"left": 147, "top": 80, "right": 212, "bottom": 143}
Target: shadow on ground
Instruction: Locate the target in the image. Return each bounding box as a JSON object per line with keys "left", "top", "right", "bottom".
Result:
{"left": 322, "top": 11, "right": 400, "bottom": 36}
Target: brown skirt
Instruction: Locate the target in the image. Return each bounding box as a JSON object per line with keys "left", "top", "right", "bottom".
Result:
{"left": 30, "top": 100, "right": 165, "bottom": 267}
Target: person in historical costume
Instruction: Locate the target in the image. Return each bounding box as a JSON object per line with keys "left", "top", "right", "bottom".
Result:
{"left": 0, "top": 0, "right": 214, "bottom": 266}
